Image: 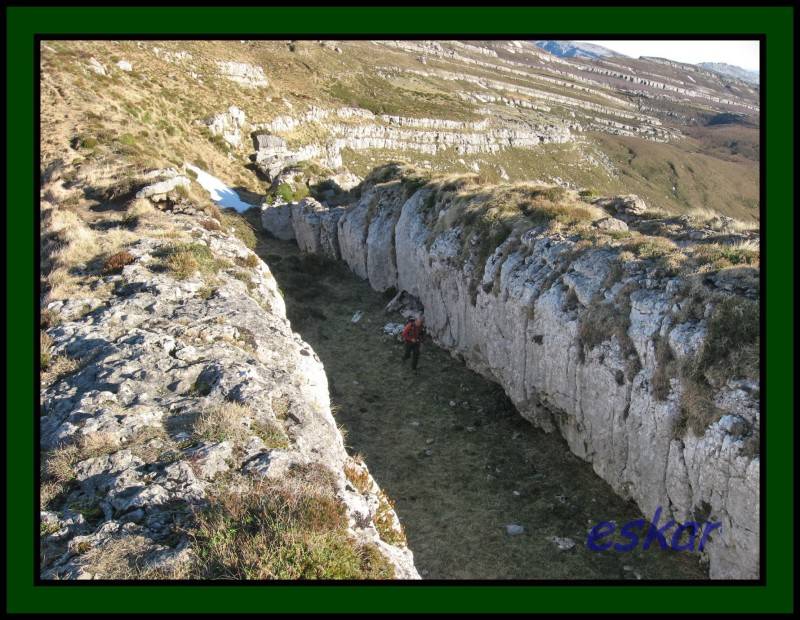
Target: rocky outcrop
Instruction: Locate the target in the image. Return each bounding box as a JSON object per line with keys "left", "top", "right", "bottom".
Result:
{"left": 206, "top": 106, "right": 247, "bottom": 149}
{"left": 291, "top": 198, "right": 346, "bottom": 259}
{"left": 40, "top": 205, "right": 419, "bottom": 579}
{"left": 252, "top": 111, "right": 574, "bottom": 177}
{"left": 282, "top": 174, "right": 760, "bottom": 580}
{"left": 134, "top": 170, "right": 191, "bottom": 202}
{"left": 216, "top": 61, "right": 268, "bottom": 88}
{"left": 261, "top": 203, "right": 295, "bottom": 241}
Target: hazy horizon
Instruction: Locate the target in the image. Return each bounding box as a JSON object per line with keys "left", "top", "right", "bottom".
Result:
{"left": 574, "top": 40, "right": 760, "bottom": 72}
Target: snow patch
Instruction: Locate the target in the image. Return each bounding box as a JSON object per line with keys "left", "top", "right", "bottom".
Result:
{"left": 184, "top": 164, "right": 253, "bottom": 213}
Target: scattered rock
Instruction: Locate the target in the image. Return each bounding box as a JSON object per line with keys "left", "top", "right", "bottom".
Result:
{"left": 216, "top": 61, "right": 268, "bottom": 88}
{"left": 87, "top": 57, "right": 106, "bottom": 76}
{"left": 383, "top": 322, "right": 404, "bottom": 338}
{"left": 549, "top": 536, "right": 576, "bottom": 551}
{"left": 594, "top": 216, "right": 629, "bottom": 232}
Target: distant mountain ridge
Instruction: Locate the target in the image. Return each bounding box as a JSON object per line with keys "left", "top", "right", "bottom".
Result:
{"left": 533, "top": 40, "right": 623, "bottom": 60}
{"left": 697, "top": 62, "right": 759, "bottom": 85}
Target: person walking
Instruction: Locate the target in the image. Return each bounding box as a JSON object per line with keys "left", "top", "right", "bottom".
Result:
{"left": 401, "top": 316, "right": 425, "bottom": 371}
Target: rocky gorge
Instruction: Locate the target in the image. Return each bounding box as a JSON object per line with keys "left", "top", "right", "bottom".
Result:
{"left": 37, "top": 38, "right": 761, "bottom": 582}
{"left": 261, "top": 164, "right": 760, "bottom": 579}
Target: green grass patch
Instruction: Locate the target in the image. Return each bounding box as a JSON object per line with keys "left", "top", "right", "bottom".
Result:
{"left": 186, "top": 477, "right": 396, "bottom": 579}
{"left": 163, "top": 242, "right": 229, "bottom": 280}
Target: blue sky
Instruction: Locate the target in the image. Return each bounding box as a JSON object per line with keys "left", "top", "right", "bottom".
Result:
{"left": 576, "top": 40, "right": 760, "bottom": 72}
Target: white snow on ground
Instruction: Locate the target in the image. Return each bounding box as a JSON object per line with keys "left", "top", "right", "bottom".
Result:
{"left": 184, "top": 163, "right": 254, "bottom": 213}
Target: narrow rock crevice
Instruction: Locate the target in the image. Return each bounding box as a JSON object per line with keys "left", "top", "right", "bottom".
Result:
{"left": 263, "top": 168, "right": 759, "bottom": 579}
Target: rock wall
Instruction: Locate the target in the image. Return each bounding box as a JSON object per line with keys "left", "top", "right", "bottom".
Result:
{"left": 40, "top": 207, "right": 419, "bottom": 579}
{"left": 252, "top": 111, "right": 573, "bottom": 178}
{"left": 274, "top": 177, "right": 760, "bottom": 580}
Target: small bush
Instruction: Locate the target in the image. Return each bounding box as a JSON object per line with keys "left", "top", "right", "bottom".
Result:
{"left": 205, "top": 203, "right": 224, "bottom": 222}
{"left": 200, "top": 218, "right": 222, "bottom": 231}
{"left": 40, "top": 331, "right": 53, "bottom": 369}
{"left": 235, "top": 254, "right": 260, "bottom": 270}
{"left": 691, "top": 243, "right": 760, "bottom": 271}
{"left": 626, "top": 236, "right": 678, "bottom": 260}
{"left": 676, "top": 379, "right": 721, "bottom": 437}
{"left": 696, "top": 296, "right": 759, "bottom": 385}
{"left": 275, "top": 182, "right": 309, "bottom": 204}
{"left": 578, "top": 296, "right": 640, "bottom": 380}
{"left": 344, "top": 457, "right": 372, "bottom": 495}
{"left": 102, "top": 250, "right": 135, "bottom": 274}
{"left": 41, "top": 354, "right": 80, "bottom": 386}
{"left": 373, "top": 490, "right": 406, "bottom": 547}
{"left": 164, "top": 243, "right": 227, "bottom": 280}
{"left": 271, "top": 395, "right": 291, "bottom": 420}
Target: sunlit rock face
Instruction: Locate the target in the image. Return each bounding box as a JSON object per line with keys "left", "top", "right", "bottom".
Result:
{"left": 284, "top": 175, "right": 760, "bottom": 580}
{"left": 40, "top": 205, "right": 419, "bottom": 580}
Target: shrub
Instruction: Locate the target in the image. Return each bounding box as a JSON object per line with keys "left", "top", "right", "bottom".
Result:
{"left": 205, "top": 203, "right": 224, "bottom": 222}
{"left": 674, "top": 295, "right": 758, "bottom": 438}
{"left": 101, "top": 250, "right": 135, "bottom": 274}
{"left": 164, "top": 243, "right": 227, "bottom": 280}
{"left": 235, "top": 253, "right": 260, "bottom": 269}
{"left": 344, "top": 457, "right": 372, "bottom": 495}
{"left": 676, "top": 379, "right": 720, "bottom": 437}
{"left": 578, "top": 295, "right": 640, "bottom": 380}
{"left": 691, "top": 243, "right": 760, "bottom": 271}
{"left": 41, "top": 308, "right": 61, "bottom": 329}
{"left": 373, "top": 490, "right": 406, "bottom": 547}
{"left": 200, "top": 218, "right": 222, "bottom": 231}
{"left": 695, "top": 296, "right": 759, "bottom": 385}
{"left": 626, "top": 236, "right": 678, "bottom": 260}
{"left": 275, "top": 182, "right": 309, "bottom": 204}
{"left": 41, "top": 354, "right": 80, "bottom": 386}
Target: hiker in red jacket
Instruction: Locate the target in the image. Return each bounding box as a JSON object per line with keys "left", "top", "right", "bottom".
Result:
{"left": 402, "top": 316, "right": 425, "bottom": 370}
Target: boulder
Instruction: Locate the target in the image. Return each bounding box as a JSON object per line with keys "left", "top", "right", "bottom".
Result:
{"left": 594, "top": 216, "right": 629, "bottom": 232}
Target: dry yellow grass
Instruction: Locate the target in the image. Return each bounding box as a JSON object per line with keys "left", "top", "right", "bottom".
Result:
{"left": 192, "top": 402, "right": 252, "bottom": 445}
{"left": 344, "top": 456, "right": 372, "bottom": 495}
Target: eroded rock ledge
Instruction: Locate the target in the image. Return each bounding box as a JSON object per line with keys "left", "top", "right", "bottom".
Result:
{"left": 264, "top": 165, "right": 760, "bottom": 579}
{"left": 40, "top": 201, "right": 418, "bottom": 579}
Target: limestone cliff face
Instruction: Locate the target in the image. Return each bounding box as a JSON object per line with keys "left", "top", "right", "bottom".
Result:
{"left": 40, "top": 204, "right": 419, "bottom": 579}
{"left": 266, "top": 177, "right": 760, "bottom": 580}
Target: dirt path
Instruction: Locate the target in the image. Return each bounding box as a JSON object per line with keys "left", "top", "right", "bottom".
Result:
{"left": 256, "top": 233, "right": 707, "bottom": 580}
